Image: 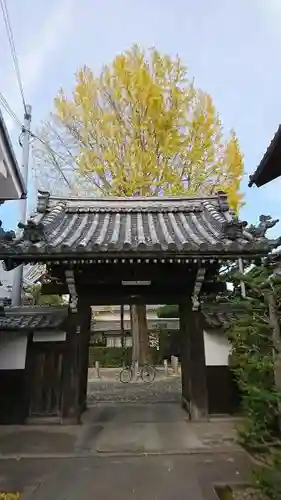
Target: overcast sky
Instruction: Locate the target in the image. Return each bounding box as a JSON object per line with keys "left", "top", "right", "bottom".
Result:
{"left": 1, "top": 0, "right": 281, "bottom": 235}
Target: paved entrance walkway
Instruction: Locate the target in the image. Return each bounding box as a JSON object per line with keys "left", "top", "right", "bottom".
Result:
{"left": 82, "top": 403, "right": 240, "bottom": 454}
{"left": 0, "top": 403, "right": 251, "bottom": 499}
{"left": 0, "top": 453, "right": 252, "bottom": 500}
{"left": 0, "top": 403, "right": 240, "bottom": 457}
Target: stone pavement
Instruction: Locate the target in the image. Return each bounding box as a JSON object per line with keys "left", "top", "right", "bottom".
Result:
{"left": 0, "top": 403, "right": 251, "bottom": 499}
{"left": 0, "top": 452, "right": 252, "bottom": 500}
{"left": 82, "top": 403, "right": 240, "bottom": 454}
{"left": 0, "top": 403, "right": 241, "bottom": 457}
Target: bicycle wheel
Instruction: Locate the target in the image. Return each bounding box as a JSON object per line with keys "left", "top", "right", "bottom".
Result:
{"left": 141, "top": 364, "right": 156, "bottom": 383}
{"left": 120, "top": 366, "right": 133, "bottom": 383}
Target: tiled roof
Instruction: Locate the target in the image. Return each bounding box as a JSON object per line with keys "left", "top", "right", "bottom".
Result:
{"left": 201, "top": 310, "right": 241, "bottom": 328}
{"left": 0, "top": 305, "right": 68, "bottom": 330}
{"left": 249, "top": 125, "right": 281, "bottom": 187}
{"left": 0, "top": 191, "right": 274, "bottom": 260}
{"left": 201, "top": 301, "right": 246, "bottom": 328}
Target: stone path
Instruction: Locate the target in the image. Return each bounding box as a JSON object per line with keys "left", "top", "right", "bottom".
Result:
{"left": 0, "top": 453, "right": 252, "bottom": 500}
{"left": 87, "top": 375, "right": 182, "bottom": 404}
{"left": 0, "top": 402, "right": 251, "bottom": 499}
{"left": 82, "top": 404, "right": 240, "bottom": 454}
{"left": 0, "top": 403, "right": 240, "bottom": 457}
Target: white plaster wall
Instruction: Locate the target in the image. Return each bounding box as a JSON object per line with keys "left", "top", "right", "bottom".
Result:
{"left": 33, "top": 330, "right": 66, "bottom": 342}
{"left": 0, "top": 331, "right": 28, "bottom": 369}
{"left": 204, "top": 331, "right": 231, "bottom": 366}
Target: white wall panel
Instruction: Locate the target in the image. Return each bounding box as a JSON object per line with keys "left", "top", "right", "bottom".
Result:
{"left": 33, "top": 330, "right": 66, "bottom": 342}
{"left": 204, "top": 331, "right": 231, "bottom": 366}
{"left": 0, "top": 331, "right": 27, "bottom": 369}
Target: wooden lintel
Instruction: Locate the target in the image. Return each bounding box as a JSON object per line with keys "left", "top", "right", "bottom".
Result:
{"left": 41, "top": 278, "right": 226, "bottom": 304}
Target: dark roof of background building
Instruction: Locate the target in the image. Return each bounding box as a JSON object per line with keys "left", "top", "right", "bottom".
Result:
{"left": 0, "top": 190, "right": 275, "bottom": 262}
{"left": 249, "top": 125, "right": 281, "bottom": 187}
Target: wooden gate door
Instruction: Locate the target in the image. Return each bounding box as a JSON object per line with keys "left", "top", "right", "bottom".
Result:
{"left": 26, "top": 341, "right": 64, "bottom": 418}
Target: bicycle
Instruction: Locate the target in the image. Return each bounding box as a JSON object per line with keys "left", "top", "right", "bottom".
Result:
{"left": 119, "top": 363, "right": 156, "bottom": 384}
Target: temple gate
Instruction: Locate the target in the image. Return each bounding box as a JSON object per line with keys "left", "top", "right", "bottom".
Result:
{"left": 0, "top": 190, "right": 277, "bottom": 424}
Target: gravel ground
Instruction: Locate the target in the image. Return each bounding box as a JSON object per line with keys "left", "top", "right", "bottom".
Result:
{"left": 87, "top": 376, "right": 182, "bottom": 403}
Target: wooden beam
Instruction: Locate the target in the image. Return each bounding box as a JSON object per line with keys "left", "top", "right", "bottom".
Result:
{"left": 45, "top": 262, "right": 209, "bottom": 283}
{"left": 41, "top": 278, "right": 226, "bottom": 298}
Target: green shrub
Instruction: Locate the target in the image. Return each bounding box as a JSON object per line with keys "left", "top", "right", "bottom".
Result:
{"left": 225, "top": 263, "right": 281, "bottom": 499}
{"left": 254, "top": 452, "right": 281, "bottom": 499}
{"left": 88, "top": 346, "right": 163, "bottom": 367}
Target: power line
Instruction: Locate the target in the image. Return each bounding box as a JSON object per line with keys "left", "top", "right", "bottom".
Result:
{"left": 30, "top": 132, "right": 72, "bottom": 163}
{"left": 0, "top": 91, "right": 22, "bottom": 128}
{"left": 0, "top": 0, "right": 27, "bottom": 112}
{"left": 30, "top": 132, "right": 73, "bottom": 189}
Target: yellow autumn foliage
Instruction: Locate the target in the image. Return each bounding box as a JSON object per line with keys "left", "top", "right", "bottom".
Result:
{"left": 35, "top": 45, "right": 244, "bottom": 210}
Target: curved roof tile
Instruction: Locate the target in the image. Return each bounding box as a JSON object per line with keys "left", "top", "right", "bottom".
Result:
{"left": 0, "top": 191, "right": 275, "bottom": 260}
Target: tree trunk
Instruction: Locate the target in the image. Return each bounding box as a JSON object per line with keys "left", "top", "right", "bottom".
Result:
{"left": 130, "top": 304, "right": 150, "bottom": 365}
{"left": 138, "top": 304, "right": 150, "bottom": 364}
{"left": 131, "top": 305, "right": 139, "bottom": 365}
{"left": 120, "top": 305, "right": 125, "bottom": 348}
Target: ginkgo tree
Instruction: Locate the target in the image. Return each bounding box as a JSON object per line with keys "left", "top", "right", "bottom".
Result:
{"left": 33, "top": 45, "right": 244, "bottom": 364}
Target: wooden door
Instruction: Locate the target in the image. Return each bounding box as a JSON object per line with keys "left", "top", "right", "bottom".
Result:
{"left": 26, "top": 341, "right": 64, "bottom": 417}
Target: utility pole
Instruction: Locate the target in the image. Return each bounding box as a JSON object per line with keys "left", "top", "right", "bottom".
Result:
{"left": 12, "top": 104, "right": 32, "bottom": 306}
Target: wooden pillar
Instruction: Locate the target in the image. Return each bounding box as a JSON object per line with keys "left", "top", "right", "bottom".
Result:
{"left": 79, "top": 303, "right": 92, "bottom": 412}
{"left": 179, "top": 302, "right": 208, "bottom": 421}
{"left": 62, "top": 306, "right": 81, "bottom": 424}
{"left": 179, "top": 302, "right": 190, "bottom": 412}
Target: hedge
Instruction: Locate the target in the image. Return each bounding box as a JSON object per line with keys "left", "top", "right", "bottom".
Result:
{"left": 88, "top": 346, "right": 163, "bottom": 367}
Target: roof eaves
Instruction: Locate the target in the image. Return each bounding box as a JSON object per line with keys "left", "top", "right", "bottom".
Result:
{"left": 3, "top": 305, "right": 68, "bottom": 316}
{"left": 249, "top": 125, "right": 281, "bottom": 188}
{"left": 0, "top": 110, "right": 26, "bottom": 198}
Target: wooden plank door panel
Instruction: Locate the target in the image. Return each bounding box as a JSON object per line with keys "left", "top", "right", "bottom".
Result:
{"left": 28, "top": 342, "right": 64, "bottom": 417}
